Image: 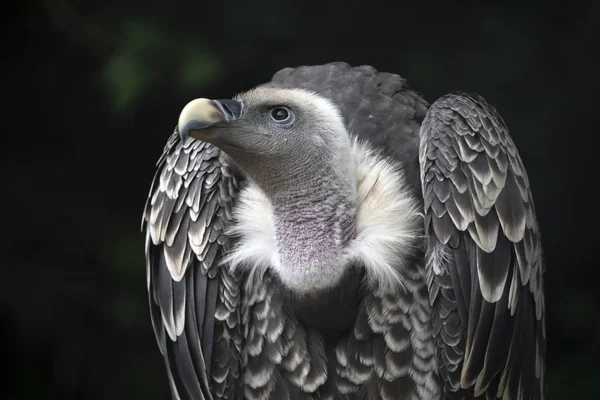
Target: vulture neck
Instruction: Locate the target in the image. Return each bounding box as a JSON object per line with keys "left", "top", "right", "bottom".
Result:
{"left": 272, "top": 186, "right": 357, "bottom": 252}
{"left": 266, "top": 162, "right": 358, "bottom": 294}
{"left": 230, "top": 139, "right": 423, "bottom": 303}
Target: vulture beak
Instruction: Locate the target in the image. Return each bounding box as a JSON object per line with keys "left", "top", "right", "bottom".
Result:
{"left": 178, "top": 98, "right": 243, "bottom": 142}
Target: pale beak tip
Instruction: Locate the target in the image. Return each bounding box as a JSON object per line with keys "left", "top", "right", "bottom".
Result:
{"left": 178, "top": 98, "right": 221, "bottom": 141}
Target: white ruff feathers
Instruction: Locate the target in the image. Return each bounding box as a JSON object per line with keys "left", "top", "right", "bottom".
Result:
{"left": 348, "top": 141, "right": 423, "bottom": 294}
{"left": 224, "top": 139, "right": 423, "bottom": 294}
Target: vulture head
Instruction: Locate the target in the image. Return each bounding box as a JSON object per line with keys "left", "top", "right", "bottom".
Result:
{"left": 178, "top": 87, "right": 355, "bottom": 202}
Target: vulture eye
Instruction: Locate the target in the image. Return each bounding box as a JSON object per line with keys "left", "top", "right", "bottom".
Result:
{"left": 269, "top": 106, "right": 294, "bottom": 124}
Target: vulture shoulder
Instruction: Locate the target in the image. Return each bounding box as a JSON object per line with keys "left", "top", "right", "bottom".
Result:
{"left": 142, "top": 132, "right": 242, "bottom": 400}
{"left": 419, "top": 93, "right": 546, "bottom": 400}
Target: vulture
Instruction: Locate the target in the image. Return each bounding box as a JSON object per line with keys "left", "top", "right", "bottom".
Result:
{"left": 142, "top": 62, "right": 545, "bottom": 400}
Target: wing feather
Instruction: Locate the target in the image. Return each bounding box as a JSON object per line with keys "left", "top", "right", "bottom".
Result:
{"left": 142, "top": 130, "right": 242, "bottom": 399}
{"left": 419, "top": 93, "right": 545, "bottom": 399}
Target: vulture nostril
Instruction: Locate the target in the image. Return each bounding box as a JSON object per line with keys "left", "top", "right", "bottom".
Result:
{"left": 215, "top": 99, "right": 242, "bottom": 120}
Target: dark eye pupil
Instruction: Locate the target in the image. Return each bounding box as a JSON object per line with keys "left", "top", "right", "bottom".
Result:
{"left": 271, "top": 107, "right": 289, "bottom": 121}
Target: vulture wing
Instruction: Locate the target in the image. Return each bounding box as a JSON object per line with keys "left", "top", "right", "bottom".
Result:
{"left": 419, "top": 93, "right": 545, "bottom": 399}
{"left": 142, "top": 131, "right": 242, "bottom": 400}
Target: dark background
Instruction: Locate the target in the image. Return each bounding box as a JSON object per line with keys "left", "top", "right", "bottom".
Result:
{"left": 3, "top": 1, "right": 599, "bottom": 399}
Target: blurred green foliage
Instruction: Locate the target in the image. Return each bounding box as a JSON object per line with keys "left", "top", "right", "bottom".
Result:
{"left": 104, "top": 21, "right": 221, "bottom": 111}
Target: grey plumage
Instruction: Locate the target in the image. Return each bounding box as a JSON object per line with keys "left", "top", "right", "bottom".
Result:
{"left": 145, "top": 138, "right": 241, "bottom": 399}
{"left": 142, "top": 62, "right": 545, "bottom": 399}
{"left": 420, "top": 93, "right": 545, "bottom": 400}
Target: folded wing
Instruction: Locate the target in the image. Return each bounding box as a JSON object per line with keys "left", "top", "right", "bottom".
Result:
{"left": 419, "top": 93, "right": 545, "bottom": 400}
{"left": 142, "top": 131, "right": 242, "bottom": 399}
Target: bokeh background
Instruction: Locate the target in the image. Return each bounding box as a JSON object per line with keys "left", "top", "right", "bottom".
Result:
{"left": 3, "top": 1, "right": 599, "bottom": 399}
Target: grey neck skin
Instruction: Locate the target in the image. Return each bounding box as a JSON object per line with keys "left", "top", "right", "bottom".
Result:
{"left": 247, "top": 152, "right": 358, "bottom": 278}
{"left": 271, "top": 173, "right": 357, "bottom": 274}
